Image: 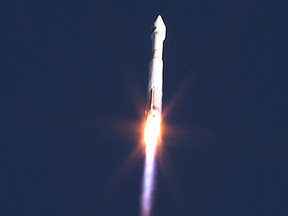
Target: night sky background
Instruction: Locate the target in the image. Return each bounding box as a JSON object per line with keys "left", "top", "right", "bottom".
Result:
{"left": 1, "top": 0, "right": 287, "bottom": 215}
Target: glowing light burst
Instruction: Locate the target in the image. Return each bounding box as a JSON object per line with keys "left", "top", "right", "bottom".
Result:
{"left": 141, "top": 111, "right": 161, "bottom": 216}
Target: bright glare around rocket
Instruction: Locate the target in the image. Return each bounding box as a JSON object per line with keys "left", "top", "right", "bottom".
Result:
{"left": 140, "top": 15, "right": 166, "bottom": 216}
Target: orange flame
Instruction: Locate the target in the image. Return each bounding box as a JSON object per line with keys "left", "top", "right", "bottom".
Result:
{"left": 144, "top": 111, "right": 161, "bottom": 155}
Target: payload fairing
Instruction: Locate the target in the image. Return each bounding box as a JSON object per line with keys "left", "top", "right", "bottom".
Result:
{"left": 146, "top": 15, "right": 166, "bottom": 117}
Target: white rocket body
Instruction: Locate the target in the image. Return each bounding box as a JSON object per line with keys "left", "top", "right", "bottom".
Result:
{"left": 146, "top": 15, "right": 166, "bottom": 116}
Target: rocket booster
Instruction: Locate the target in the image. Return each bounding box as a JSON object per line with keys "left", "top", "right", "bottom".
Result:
{"left": 146, "top": 15, "right": 166, "bottom": 116}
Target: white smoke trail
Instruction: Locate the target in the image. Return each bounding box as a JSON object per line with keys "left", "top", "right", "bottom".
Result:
{"left": 140, "top": 140, "right": 157, "bottom": 216}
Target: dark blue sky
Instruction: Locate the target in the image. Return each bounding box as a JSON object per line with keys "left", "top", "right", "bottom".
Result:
{"left": 1, "top": 1, "right": 287, "bottom": 215}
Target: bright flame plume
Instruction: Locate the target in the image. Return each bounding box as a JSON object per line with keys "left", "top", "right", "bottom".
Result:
{"left": 141, "top": 111, "right": 161, "bottom": 216}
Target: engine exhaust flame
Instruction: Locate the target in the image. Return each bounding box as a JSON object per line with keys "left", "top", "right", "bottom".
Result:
{"left": 141, "top": 111, "right": 161, "bottom": 216}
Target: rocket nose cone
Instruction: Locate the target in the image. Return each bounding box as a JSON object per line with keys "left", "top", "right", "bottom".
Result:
{"left": 155, "top": 15, "right": 166, "bottom": 28}
{"left": 152, "top": 15, "right": 166, "bottom": 39}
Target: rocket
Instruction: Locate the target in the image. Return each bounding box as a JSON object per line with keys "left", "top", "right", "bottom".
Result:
{"left": 141, "top": 16, "right": 166, "bottom": 216}
{"left": 146, "top": 15, "right": 166, "bottom": 117}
